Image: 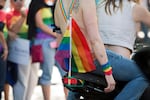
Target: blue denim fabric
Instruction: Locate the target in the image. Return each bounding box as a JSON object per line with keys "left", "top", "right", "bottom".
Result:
{"left": 55, "top": 61, "right": 66, "bottom": 77}
{"left": 34, "top": 38, "right": 56, "bottom": 85}
{"left": 0, "top": 52, "right": 6, "bottom": 92}
{"left": 67, "top": 49, "right": 149, "bottom": 100}
{"left": 6, "top": 61, "right": 18, "bottom": 86}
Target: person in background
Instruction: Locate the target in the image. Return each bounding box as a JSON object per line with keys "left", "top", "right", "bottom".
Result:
{"left": 96, "top": 0, "right": 150, "bottom": 58}
{"left": 139, "top": 0, "right": 150, "bottom": 34}
{"left": 139, "top": 0, "right": 150, "bottom": 99}
{"left": 27, "top": 0, "right": 61, "bottom": 100}
{"left": 54, "top": 0, "right": 149, "bottom": 100}
{"left": 96, "top": 0, "right": 150, "bottom": 99}
{"left": 6, "top": 0, "right": 39, "bottom": 100}
{"left": 47, "top": 0, "right": 68, "bottom": 98}
{"left": 0, "top": 0, "right": 8, "bottom": 99}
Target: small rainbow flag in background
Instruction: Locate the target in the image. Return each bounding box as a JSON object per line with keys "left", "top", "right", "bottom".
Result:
{"left": 55, "top": 18, "right": 96, "bottom": 73}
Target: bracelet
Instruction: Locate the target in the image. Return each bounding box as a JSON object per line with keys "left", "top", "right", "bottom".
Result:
{"left": 101, "top": 61, "right": 112, "bottom": 75}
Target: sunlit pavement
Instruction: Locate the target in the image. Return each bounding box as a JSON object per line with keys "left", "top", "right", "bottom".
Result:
{"left": 2, "top": 66, "right": 66, "bottom": 100}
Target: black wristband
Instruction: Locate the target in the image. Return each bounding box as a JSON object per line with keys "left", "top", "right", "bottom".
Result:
{"left": 53, "top": 27, "right": 62, "bottom": 34}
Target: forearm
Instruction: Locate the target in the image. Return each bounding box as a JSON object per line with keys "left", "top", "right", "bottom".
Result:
{"left": 9, "top": 16, "right": 25, "bottom": 34}
{"left": 0, "top": 32, "right": 7, "bottom": 50}
{"left": 91, "top": 39, "right": 108, "bottom": 65}
{"left": 35, "top": 10, "right": 57, "bottom": 37}
{"left": 89, "top": 33, "right": 112, "bottom": 75}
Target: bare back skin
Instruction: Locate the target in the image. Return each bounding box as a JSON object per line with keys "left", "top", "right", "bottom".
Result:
{"left": 104, "top": 45, "right": 131, "bottom": 58}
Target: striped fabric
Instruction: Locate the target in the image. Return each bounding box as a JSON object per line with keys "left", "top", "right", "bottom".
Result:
{"left": 59, "top": 0, "right": 75, "bottom": 22}
{"left": 6, "top": 10, "right": 28, "bottom": 39}
{"left": 36, "top": 8, "right": 55, "bottom": 39}
{"left": 0, "top": 10, "right": 8, "bottom": 51}
{"left": 0, "top": 10, "right": 8, "bottom": 39}
{"left": 3, "top": 26, "right": 8, "bottom": 39}
{"left": 55, "top": 18, "right": 96, "bottom": 73}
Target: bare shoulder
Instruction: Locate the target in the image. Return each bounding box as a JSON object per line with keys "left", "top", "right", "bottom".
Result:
{"left": 133, "top": 3, "right": 150, "bottom": 27}
{"left": 133, "top": 4, "right": 149, "bottom": 22}
{"left": 133, "top": 4, "right": 147, "bottom": 13}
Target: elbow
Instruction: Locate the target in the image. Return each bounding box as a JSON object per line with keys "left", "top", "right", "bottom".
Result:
{"left": 90, "top": 38, "right": 100, "bottom": 46}
{"left": 36, "top": 22, "right": 42, "bottom": 29}
{"left": 90, "top": 36, "right": 104, "bottom": 48}
{"left": 90, "top": 39, "right": 96, "bottom": 45}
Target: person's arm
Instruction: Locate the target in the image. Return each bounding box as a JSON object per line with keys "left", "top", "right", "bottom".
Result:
{"left": 81, "top": 0, "right": 115, "bottom": 93}
{"left": 133, "top": 4, "right": 150, "bottom": 27}
{"left": 82, "top": 1, "right": 107, "bottom": 65}
{"left": 35, "top": 9, "right": 57, "bottom": 37}
{"left": 0, "top": 32, "right": 8, "bottom": 60}
{"left": 8, "top": 9, "right": 26, "bottom": 34}
{"left": 0, "top": 22, "right": 8, "bottom": 60}
{"left": 54, "top": 0, "right": 60, "bottom": 28}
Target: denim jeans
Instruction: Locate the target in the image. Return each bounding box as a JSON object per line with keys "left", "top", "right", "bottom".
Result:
{"left": 34, "top": 38, "right": 56, "bottom": 85}
{"left": 0, "top": 53, "right": 6, "bottom": 91}
{"left": 67, "top": 49, "right": 149, "bottom": 100}
{"left": 55, "top": 61, "right": 66, "bottom": 77}
{"left": 0, "top": 52, "right": 6, "bottom": 98}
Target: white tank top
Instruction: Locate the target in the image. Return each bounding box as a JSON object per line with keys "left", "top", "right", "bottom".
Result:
{"left": 97, "top": 1, "right": 136, "bottom": 51}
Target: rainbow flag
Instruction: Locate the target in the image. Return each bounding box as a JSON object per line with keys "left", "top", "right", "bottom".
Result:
{"left": 55, "top": 18, "right": 96, "bottom": 73}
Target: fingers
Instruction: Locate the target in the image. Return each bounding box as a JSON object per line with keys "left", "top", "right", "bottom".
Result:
{"left": 1, "top": 54, "right": 6, "bottom": 61}
{"left": 1, "top": 50, "right": 8, "bottom": 61}
{"left": 2, "top": 54, "right": 7, "bottom": 61}
{"left": 104, "top": 74, "right": 116, "bottom": 93}
{"left": 104, "top": 83, "right": 115, "bottom": 93}
{"left": 2, "top": 55, "right": 5, "bottom": 60}
{"left": 20, "top": 7, "right": 27, "bottom": 18}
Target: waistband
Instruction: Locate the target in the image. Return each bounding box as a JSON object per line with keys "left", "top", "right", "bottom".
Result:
{"left": 36, "top": 24, "right": 55, "bottom": 39}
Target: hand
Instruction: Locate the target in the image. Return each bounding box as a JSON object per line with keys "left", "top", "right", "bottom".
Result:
{"left": 8, "top": 31, "right": 18, "bottom": 41}
{"left": 56, "top": 33, "right": 62, "bottom": 46}
{"left": 104, "top": 74, "right": 116, "bottom": 93}
{"left": 20, "top": 7, "right": 27, "bottom": 18}
{"left": 1, "top": 49, "right": 8, "bottom": 61}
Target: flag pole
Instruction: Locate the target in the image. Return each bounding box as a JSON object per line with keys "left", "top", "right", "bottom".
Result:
{"left": 68, "top": 14, "right": 72, "bottom": 85}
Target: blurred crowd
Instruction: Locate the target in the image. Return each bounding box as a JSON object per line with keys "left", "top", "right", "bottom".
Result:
{"left": 0, "top": 0, "right": 150, "bottom": 100}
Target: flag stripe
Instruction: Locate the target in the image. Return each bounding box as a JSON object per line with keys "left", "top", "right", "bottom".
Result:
{"left": 59, "top": 44, "right": 70, "bottom": 50}
{"left": 72, "top": 29, "right": 91, "bottom": 71}
{"left": 63, "top": 29, "right": 70, "bottom": 37}
{"left": 60, "top": 37, "right": 70, "bottom": 44}
{"left": 55, "top": 18, "right": 96, "bottom": 73}
{"left": 72, "top": 40, "right": 86, "bottom": 72}
{"left": 71, "top": 56, "right": 78, "bottom": 72}
{"left": 72, "top": 19, "right": 96, "bottom": 72}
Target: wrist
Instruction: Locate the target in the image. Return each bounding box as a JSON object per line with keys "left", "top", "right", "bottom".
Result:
{"left": 3, "top": 48, "right": 8, "bottom": 51}
{"left": 21, "top": 15, "right": 26, "bottom": 19}
{"left": 104, "top": 70, "right": 112, "bottom": 75}
{"left": 101, "top": 61, "right": 112, "bottom": 75}
{"left": 53, "top": 32, "right": 57, "bottom": 37}
{"left": 50, "top": 29, "right": 56, "bottom": 37}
